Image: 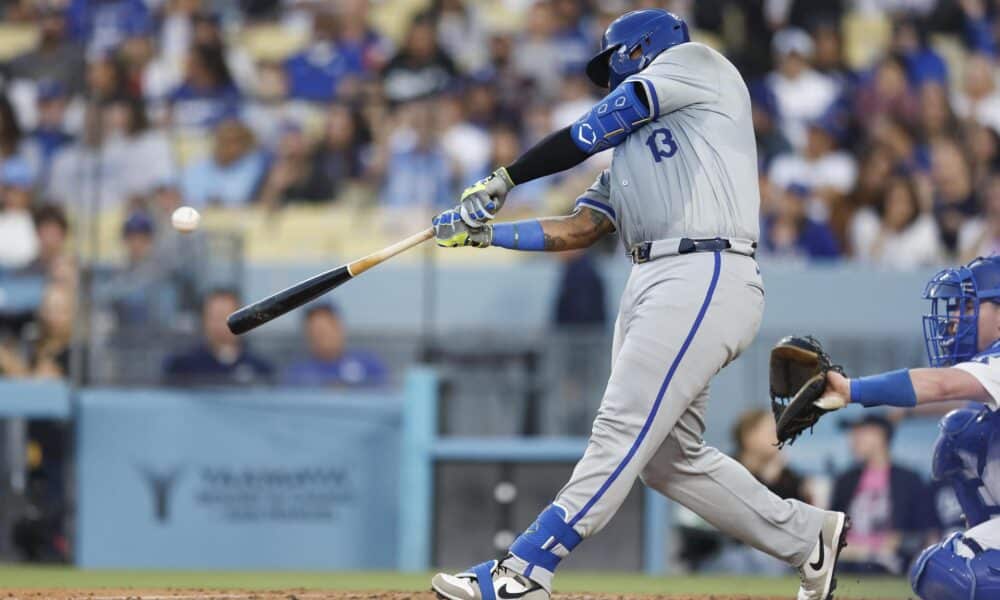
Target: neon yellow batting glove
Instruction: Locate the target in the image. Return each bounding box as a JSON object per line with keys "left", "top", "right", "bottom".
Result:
{"left": 458, "top": 167, "right": 515, "bottom": 226}
{"left": 432, "top": 208, "right": 493, "bottom": 248}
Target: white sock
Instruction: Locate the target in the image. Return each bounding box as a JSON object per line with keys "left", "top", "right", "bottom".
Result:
{"left": 502, "top": 554, "right": 554, "bottom": 593}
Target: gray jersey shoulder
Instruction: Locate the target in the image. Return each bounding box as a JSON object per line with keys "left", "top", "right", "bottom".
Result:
{"left": 578, "top": 42, "right": 760, "bottom": 250}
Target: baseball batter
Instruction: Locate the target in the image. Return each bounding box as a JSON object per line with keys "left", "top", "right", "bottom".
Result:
{"left": 430, "top": 10, "right": 846, "bottom": 600}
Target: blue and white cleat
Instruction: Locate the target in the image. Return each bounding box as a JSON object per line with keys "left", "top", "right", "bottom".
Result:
{"left": 797, "top": 511, "right": 851, "bottom": 600}
{"left": 431, "top": 559, "right": 549, "bottom": 600}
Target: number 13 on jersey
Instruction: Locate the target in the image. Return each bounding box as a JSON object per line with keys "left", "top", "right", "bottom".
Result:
{"left": 645, "top": 128, "right": 678, "bottom": 162}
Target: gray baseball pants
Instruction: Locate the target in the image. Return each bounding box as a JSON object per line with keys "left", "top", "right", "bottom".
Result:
{"left": 507, "top": 251, "right": 825, "bottom": 588}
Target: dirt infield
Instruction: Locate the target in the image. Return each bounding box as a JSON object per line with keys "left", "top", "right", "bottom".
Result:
{"left": 2, "top": 591, "right": 897, "bottom": 600}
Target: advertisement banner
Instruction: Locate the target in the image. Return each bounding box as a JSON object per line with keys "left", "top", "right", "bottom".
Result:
{"left": 76, "top": 388, "right": 403, "bottom": 569}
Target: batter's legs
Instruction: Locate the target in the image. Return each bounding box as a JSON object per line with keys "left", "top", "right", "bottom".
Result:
{"left": 640, "top": 387, "right": 824, "bottom": 566}
{"left": 502, "top": 253, "right": 762, "bottom": 590}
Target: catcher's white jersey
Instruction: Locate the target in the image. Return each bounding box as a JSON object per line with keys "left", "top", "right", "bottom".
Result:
{"left": 956, "top": 353, "right": 1000, "bottom": 411}
{"left": 577, "top": 42, "right": 760, "bottom": 250}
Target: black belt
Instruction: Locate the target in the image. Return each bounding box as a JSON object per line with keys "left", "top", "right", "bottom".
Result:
{"left": 629, "top": 237, "right": 757, "bottom": 264}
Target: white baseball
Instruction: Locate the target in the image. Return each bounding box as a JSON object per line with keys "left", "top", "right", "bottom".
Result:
{"left": 171, "top": 206, "right": 201, "bottom": 233}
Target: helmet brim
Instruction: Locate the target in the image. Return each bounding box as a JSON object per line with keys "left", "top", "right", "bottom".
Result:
{"left": 586, "top": 46, "right": 618, "bottom": 88}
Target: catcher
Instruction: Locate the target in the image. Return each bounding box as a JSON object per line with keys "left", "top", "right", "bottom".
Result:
{"left": 773, "top": 255, "right": 1000, "bottom": 599}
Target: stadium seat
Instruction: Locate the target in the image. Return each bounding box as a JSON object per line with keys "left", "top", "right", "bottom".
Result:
{"left": 0, "top": 23, "right": 39, "bottom": 61}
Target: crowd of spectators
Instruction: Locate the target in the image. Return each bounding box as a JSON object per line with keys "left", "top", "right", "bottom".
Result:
{"left": 159, "top": 291, "right": 387, "bottom": 387}
{"left": 3, "top": 0, "right": 1000, "bottom": 270}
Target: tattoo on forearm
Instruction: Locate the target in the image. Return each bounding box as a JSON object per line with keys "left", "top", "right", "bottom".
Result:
{"left": 541, "top": 207, "right": 611, "bottom": 250}
{"left": 544, "top": 233, "right": 569, "bottom": 251}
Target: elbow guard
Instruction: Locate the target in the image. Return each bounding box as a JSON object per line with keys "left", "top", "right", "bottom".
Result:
{"left": 570, "top": 81, "right": 652, "bottom": 154}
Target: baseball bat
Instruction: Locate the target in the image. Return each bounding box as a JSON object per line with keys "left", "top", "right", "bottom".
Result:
{"left": 227, "top": 227, "right": 434, "bottom": 335}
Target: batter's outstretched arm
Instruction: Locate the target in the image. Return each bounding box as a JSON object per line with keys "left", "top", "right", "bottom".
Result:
{"left": 534, "top": 206, "right": 616, "bottom": 251}
{"left": 486, "top": 205, "right": 614, "bottom": 252}
{"left": 433, "top": 205, "right": 614, "bottom": 251}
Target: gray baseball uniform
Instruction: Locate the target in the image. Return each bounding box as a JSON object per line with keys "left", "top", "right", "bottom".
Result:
{"left": 507, "top": 42, "right": 824, "bottom": 588}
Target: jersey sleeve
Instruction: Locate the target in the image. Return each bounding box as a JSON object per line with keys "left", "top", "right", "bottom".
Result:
{"left": 953, "top": 357, "right": 1000, "bottom": 409}
{"left": 575, "top": 169, "right": 617, "bottom": 231}
{"left": 625, "top": 44, "right": 719, "bottom": 118}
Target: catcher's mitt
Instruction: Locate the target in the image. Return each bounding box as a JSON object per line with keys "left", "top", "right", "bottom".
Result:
{"left": 769, "top": 335, "right": 845, "bottom": 448}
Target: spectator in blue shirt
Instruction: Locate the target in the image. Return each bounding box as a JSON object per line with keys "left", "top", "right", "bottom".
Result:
{"left": 282, "top": 303, "right": 387, "bottom": 387}
{"left": 553, "top": 250, "right": 606, "bottom": 327}
{"left": 890, "top": 18, "right": 948, "bottom": 87}
{"left": 283, "top": 11, "right": 366, "bottom": 103}
{"left": 337, "top": 0, "right": 391, "bottom": 73}
{"left": 26, "top": 81, "right": 74, "bottom": 185}
{"left": 956, "top": 0, "right": 997, "bottom": 57}
{"left": 381, "top": 101, "right": 454, "bottom": 208}
{"left": 66, "top": 0, "right": 151, "bottom": 54}
{"left": 761, "top": 182, "right": 840, "bottom": 260}
{"left": 97, "top": 212, "right": 179, "bottom": 329}
{"left": 168, "top": 43, "right": 242, "bottom": 130}
{"left": 163, "top": 289, "right": 274, "bottom": 386}
{"left": 180, "top": 119, "right": 265, "bottom": 207}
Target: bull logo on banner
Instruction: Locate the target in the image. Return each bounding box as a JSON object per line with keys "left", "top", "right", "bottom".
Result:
{"left": 138, "top": 465, "right": 184, "bottom": 523}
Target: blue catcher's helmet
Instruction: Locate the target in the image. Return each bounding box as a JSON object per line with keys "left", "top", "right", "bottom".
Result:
{"left": 924, "top": 256, "right": 1000, "bottom": 367}
{"left": 585, "top": 9, "right": 690, "bottom": 90}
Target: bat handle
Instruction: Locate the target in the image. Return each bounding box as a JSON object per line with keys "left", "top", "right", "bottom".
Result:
{"left": 347, "top": 227, "right": 434, "bottom": 277}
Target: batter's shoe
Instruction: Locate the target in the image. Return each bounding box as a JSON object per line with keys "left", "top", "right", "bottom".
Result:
{"left": 431, "top": 559, "right": 548, "bottom": 600}
{"left": 797, "top": 511, "right": 851, "bottom": 600}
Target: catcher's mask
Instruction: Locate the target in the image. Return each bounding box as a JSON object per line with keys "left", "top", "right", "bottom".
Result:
{"left": 586, "top": 9, "right": 689, "bottom": 90}
{"left": 923, "top": 256, "right": 1000, "bottom": 367}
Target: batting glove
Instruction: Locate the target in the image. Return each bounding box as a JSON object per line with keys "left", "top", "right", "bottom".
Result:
{"left": 432, "top": 208, "right": 493, "bottom": 248}
{"left": 458, "top": 167, "right": 515, "bottom": 226}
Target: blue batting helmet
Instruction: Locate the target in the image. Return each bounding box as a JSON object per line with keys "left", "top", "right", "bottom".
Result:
{"left": 923, "top": 256, "right": 1000, "bottom": 367}
{"left": 585, "top": 9, "right": 690, "bottom": 90}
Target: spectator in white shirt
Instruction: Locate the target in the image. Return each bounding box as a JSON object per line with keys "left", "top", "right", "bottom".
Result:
{"left": 438, "top": 91, "right": 491, "bottom": 184}
{"left": 47, "top": 104, "right": 131, "bottom": 211}
{"left": 952, "top": 53, "right": 1000, "bottom": 134}
{"left": 769, "top": 116, "right": 857, "bottom": 222}
{"left": 766, "top": 28, "right": 841, "bottom": 150}
{"left": 0, "top": 159, "right": 39, "bottom": 270}
{"left": 102, "top": 97, "right": 176, "bottom": 200}
{"left": 850, "top": 174, "right": 943, "bottom": 269}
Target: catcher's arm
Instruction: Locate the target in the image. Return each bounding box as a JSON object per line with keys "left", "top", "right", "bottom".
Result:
{"left": 823, "top": 368, "right": 990, "bottom": 407}
{"left": 772, "top": 335, "right": 996, "bottom": 447}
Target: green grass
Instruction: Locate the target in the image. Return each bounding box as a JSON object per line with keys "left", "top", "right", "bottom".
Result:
{"left": 0, "top": 566, "right": 915, "bottom": 598}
